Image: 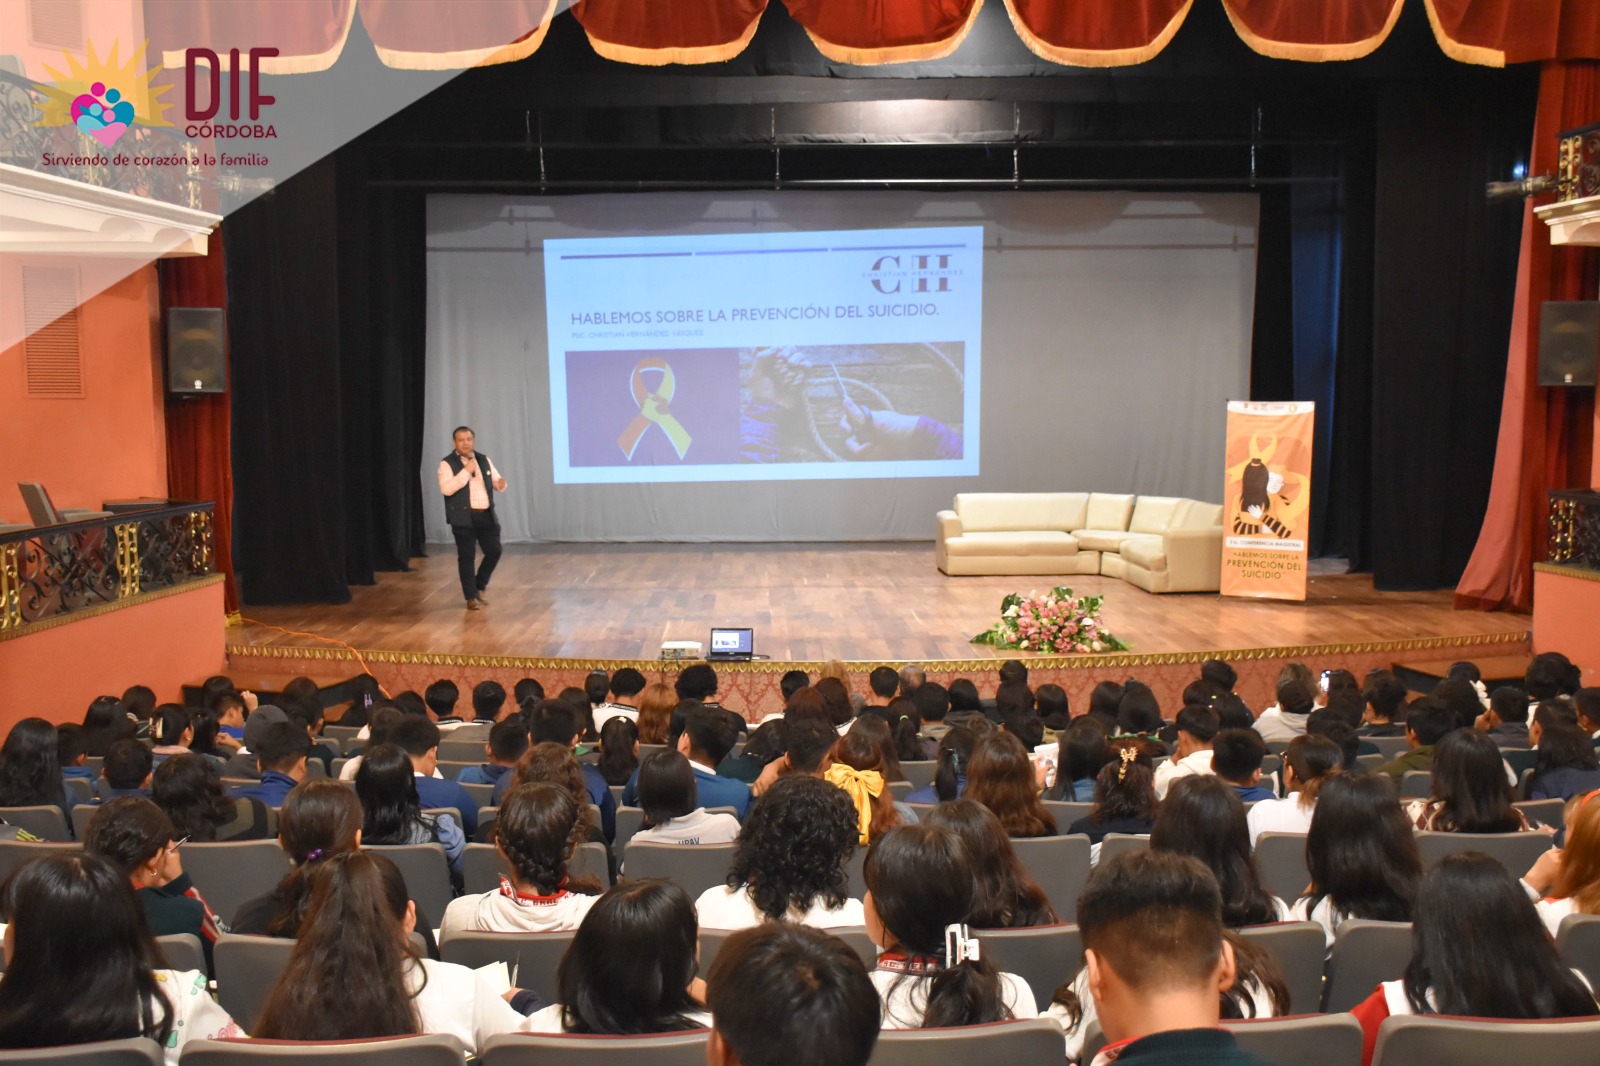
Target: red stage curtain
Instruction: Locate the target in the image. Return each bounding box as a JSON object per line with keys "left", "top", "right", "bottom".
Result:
{"left": 159, "top": 239, "right": 239, "bottom": 613}
{"left": 783, "top": 0, "right": 983, "bottom": 64}
{"left": 571, "top": 0, "right": 769, "bottom": 65}
{"left": 145, "top": 0, "right": 357, "bottom": 74}
{"left": 1423, "top": 0, "right": 1600, "bottom": 66}
{"left": 360, "top": 0, "right": 559, "bottom": 69}
{"left": 1004, "top": 0, "right": 1194, "bottom": 66}
{"left": 1455, "top": 60, "right": 1599, "bottom": 612}
{"left": 1221, "top": 0, "right": 1404, "bottom": 61}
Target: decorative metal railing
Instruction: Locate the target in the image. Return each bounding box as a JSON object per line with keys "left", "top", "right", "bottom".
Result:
{"left": 0, "top": 503, "right": 215, "bottom": 631}
{"left": 1548, "top": 489, "right": 1600, "bottom": 572}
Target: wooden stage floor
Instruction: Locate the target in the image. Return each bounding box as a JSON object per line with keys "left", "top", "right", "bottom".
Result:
{"left": 235, "top": 542, "right": 1527, "bottom": 664}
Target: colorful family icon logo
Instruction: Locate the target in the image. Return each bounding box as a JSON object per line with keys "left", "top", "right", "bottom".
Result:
{"left": 71, "top": 82, "right": 137, "bottom": 146}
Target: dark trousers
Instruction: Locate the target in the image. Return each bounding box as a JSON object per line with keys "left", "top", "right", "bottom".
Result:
{"left": 451, "top": 510, "right": 502, "bottom": 601}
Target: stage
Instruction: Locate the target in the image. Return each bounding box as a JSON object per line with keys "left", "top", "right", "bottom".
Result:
{"left": 225, "top": 543, "right": 1529, "bottom": 720}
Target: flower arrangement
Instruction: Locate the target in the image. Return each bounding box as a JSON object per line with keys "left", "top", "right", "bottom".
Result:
{"left": 970, "top": 586, "right": 1130, "bottom": 653}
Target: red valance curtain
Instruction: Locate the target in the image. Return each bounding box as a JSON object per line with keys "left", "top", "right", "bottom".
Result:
{"left": 142, "top": 1, "right": 1600, "bottom": 71}
{"left": 1454, "top": 60, "right": 1599, "bottom": 612}
{"left": 159, "top": 239, "right": 239, "bottom": 613}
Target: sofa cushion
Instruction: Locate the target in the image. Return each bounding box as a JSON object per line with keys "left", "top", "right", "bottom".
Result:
{"left": 1121, "top": 538, "right": 1169, "bottom": 570}
{"left": 1085, "top": 493, "right": 1134, "bottom": 531}
{"left": 945, "top": 531, "right": 1079, "bottom": 557}
{"left": 1071, "top": 529, "right": 1134, "bottom": 552}
{"left": 954, "top": 493, "right": 1088, "bottom": 533}
{"left": 1129, "top": 496, "right": 1184, "bottom": 534}
{"left": 1180, "top": 500, "right": 1225, "bottom": 528}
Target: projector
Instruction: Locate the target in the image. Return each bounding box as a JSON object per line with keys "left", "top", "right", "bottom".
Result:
{"left": 660, "top": 640, "right": 703, "bottom": 661}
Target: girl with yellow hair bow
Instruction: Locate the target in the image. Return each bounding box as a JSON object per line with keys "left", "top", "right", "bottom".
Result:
{"left": 824, "top": 730, "right": 906, "bottom": 844}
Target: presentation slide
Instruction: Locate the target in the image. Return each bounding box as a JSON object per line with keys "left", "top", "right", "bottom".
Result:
{"left": 544, "top": 226, "right": 982, "bottom": 484}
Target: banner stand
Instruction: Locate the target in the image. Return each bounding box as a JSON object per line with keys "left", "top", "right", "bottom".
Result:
{"left": 1220, "top": 401, "right": 1314, "bottom": 602}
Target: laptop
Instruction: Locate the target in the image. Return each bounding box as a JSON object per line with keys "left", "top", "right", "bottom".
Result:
{"left": 707, "top": 626, "right": 754, "bottom": 661}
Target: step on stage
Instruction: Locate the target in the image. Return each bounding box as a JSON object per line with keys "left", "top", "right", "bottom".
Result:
{"left": 229, "top": 543, "right": 1528, "bottom": 720}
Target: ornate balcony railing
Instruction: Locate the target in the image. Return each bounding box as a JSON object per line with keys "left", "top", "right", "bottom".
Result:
{"left": 0, "top": 503, "right": 215, "bottom": 631}
{"left": 1548, "top": 489, "right": 1600, "bottom": 572}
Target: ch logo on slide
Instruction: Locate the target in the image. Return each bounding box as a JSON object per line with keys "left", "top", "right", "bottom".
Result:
{"left": 868, "top": 253, "right": 956, "bottom": 295}
{"left": 618, "top": 358, "right": 693, "bottom": 461}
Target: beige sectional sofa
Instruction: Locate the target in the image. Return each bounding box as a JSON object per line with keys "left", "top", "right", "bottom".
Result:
{"left": 936, "top": 492, "right": 1225, "bottom": 593}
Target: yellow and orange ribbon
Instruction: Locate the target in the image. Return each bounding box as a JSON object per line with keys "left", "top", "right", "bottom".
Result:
{"left": 617, "top": 357, "right": 693, "bottom": 461}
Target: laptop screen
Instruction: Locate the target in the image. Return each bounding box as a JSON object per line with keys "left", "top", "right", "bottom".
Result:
{"left": 709, "top": 627, "right": 754, "bottom": 657}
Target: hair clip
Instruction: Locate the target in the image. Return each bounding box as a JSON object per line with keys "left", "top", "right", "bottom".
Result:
{"left": 304, "top": 848, "right": 323, "bottom": 862}
{"left": 1117, "top": 746, "right": 1138, "bottom": 782}
{"left": 944, "top": 923, "right": 979, "bottom": 967}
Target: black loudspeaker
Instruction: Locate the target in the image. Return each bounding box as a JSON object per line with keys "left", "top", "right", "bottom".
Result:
{"left": 167, "top": 307, "right": 227, "bottom": 394}
{"left": 1538, "top": 301, "right": 1599, "bottom": 387}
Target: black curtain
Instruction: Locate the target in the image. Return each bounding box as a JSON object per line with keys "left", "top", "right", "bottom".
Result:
{"left": 227, "top": 156, "right": 427, "bottom": 605}
{"left": 1367, "top": 80, "right": 1532, "bottom": 590}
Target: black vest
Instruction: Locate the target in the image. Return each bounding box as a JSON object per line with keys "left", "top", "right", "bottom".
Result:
{"left": 442, "top": 451, "right": 494, "bottom": 527}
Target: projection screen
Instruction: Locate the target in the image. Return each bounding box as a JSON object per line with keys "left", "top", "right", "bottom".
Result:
{"left": 424, "top": 191, "right": 1257, "bottom": 543}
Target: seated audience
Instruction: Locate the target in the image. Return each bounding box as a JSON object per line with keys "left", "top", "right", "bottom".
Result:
{"left": 80, "top": 694, "right": 135, "bottom": 756}
{"left": 1253, "top": 672, "right": 1315, "bottom": 743}
{"left": 697, "top": 775, "right": 864, "bottom": 929}
{"left": 1086, "top": 680, "right": 1124, "bottom": 734}
{"left": 0, "top": 852, "right": 243, "bottom": 1061}
{"left": 121, "top": 684, "right": 157, "bottom": 738}
{"left": 913, "top": 680, "right": 953, "bottom": 742}
{"left": 825, "top": 730, "right": 907, "bottom": 845}
{"left": 866, "top": 666, "right": 899, "bottom": 710}
{"left": 456, "top": 717, "right": 530, "bottom": 787}
{"left": 234, "top": 779, "right": 362, "bottom": 933}
{"left": 1211, "top": 728, "right": 1276, "bottom": 803}
{"left": 749, "top": 703, "right": 837, "bottom": 797}
{"left": 56, "top": 723, "right": 94, "bottom": 785}
{"left": 1051, "top": 850, "right": 1282, "bottom": 1066}
{"left": 1306, "top": 713, "right": 1362, "bottom": 770}
{"left": 1290, "top": 773, "right": 1421, "bottom": 947}
{"left": 1047, "top": 717, "right": 1108, "bottom": 802}
{"left": 149, "top": 705, "right": 197, "bottom": 763}
{"left": 816, "top": 676, "right": 856, "bottom": 734}
{"left": 442, "top": 782, "right": 602, "bottom": 935}
{"left": 1067, "top": 747, "right": 1158, "bottom": 846}
{"left": 1154, "top": 705, "right": 1221, "bottom": 800}
{"left": 1359, "top": 670, "right": 1408, "bottom": 737}
{"left": 469, "top": 680, "right": 506, "bottom": 724}
{"left": 504, "top": 701, "right": 618, "bottom": 839}
{"left": 1154, "top": 776, "right": 1287, "bottom": 924}
{"left": 906, "top": 725, "right": 975, "bottom": 804}
{"left": 83, "top": 797, "right": 227, "bottom": 973}
{"left": 1403, "top": 727, "right": 1532, "bottom": 833}
{"left": 1527, "top": 720, "right": 1600, "bottom": 801}
{"left": 393, "top": 714, "right": 479, "bottom": 837}
{"left": 339, "top": 706, "right": 404, "bottom": 780}
{"left": 1522, "top": 789, "right": 1600, "bottom": 935}
{"left": 187, "top": 709, "right": 235, "bottom": 762}
{"left": 153, "top": 753, "right": 270, "bottom": 842}
{"left": 596, "top": 716, "right": 640, "bottom": 787}
{"left": 1246, "top": 734, "right": 1342, "bottom": 845}
{"left": 862, "top": 824, "right": 1037, "bottom": 1027}
{"left": 963, "top": 730, "right": 1056, "bottom": 838}
{"left": 706, "top": 923, "right": 881, "bottom": 1066}
{"left": 356, "top": 743, "right": 466, "bottom": 873}
{"left": 1575, "top": 687, "right": 1600, "bottom": 739}
{"left": 425, "top": 679, "right": 462, "bottom": 724}
{"left": 1114, "top": 683, "right": 1164, "bottom": 738}
{"left": 1036, "top": 683, "right": 1072, "bottom": 734}
{"left": 0, "top": 717, "right": 69, "bottom": 815}
{"left": 229, "top": 721, "right": 309, "bottom": 807}
{"left": 219, "top": 704, "right": 290, "bottom": 778}
{"left": 1351, "top": 851, "right": 1599, "bottom": 1066}
{"left": 925, "top": 800, "right": 1058, "bottom": 928}
{"left": 631, "top": 750, "right": 741, "bottom": 848}
{"left": 1375, "top": 697, "right": 1454, "bottom": 779}
{"left": 101, "top": 738, "right": 154, "bottom": 799}
{"left": 283, "top": 700, "right": 337, "bottom": 774}
{"left": 252, "top": 852, "right": 533, "bottom": 1052}
{"left": 885, "top": 700, "right": 927, "bottom": 765}
{"left": 525, "top": 879, "right": 710, "bottom": 1033}
{"left": 1477, "top": 685, "right": 1533, "bottom": 748}
{"left": 844, "top": 714, "right": 906, "bottom": 784}
{"left": 1202, "top": 659, "right": 1249, "bottom": 716}
{"left": 636, "top": 681, "right": 676, "bottom": 745}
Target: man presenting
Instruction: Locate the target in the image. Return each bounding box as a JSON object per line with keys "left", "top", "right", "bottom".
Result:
{"left": 438, "top": 425, "right": 506, "bottom": 611}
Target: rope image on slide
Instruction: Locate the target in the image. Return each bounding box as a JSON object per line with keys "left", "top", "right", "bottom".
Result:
{"left": 739, "top": 342, "right": 965, "bottom": 463}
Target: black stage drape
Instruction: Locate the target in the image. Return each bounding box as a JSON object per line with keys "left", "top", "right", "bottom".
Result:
{"left": 228, "top": 156, "right": 428, "bottom": 605}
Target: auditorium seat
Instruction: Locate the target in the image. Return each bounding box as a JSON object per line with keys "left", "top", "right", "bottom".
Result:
{"left": 1367, "top": 737, "right": 1410, "bottom": 760}
{"left": 1556, "top": 913, "right": 1600, "bottom": 989}
{"left": 438, "top": 739, "right": 488, "bottom": 763}
{"left": 0, "top": 1037, "right": 164, "bottom": 1065}
{"left": 1221, "top": 1013, "right": 1364, "bottom": 1066}
{"left": 182, "top": 840, "right": 292, "bottom": 925}
{"left": 1007, "top": 834, "right": 1092, "bottom": 916}
{"left": 1097, "top": 833, "right": 1149, "bottom": 866}
{"left": 1254, "top": 832, "right": 1311, "bottom": 902}
{"left": 696, "top": 926, "right": 877, "bottom": 978}
{"left": 182, "top": 1034, "right": 466, "bottom": 1066}
{"left": 213, "top": 933, "right": 292, "bottom": 1027}
{"left": 1041, "top": 800, "right": 1092, "bottom": 826}
{"left": 1398, "top": 771, "right": 1432, "bottom": 799}
{"left": 846, "top": 844, "right": 866, "bottom": 899}
{"left": 0, "top": 806, "right": 71, "bottom": 842}
{"left": 365, "top": 843, "right": 455, "bottom": 921}
{"left": 615, "top": 806, "right": 645, "bottom": 851}
{"left": 438, "top": 930, "right": 576, "bottom": 1003}
{"left": 1238, "top": 922, "right": 1326, "bottom": 1014}
{"left": 887, "top": 780, "right": 913, "bottom": 803}
{"left": 69, "top": 804, "right": 97, "bottom": 841}
{"left": 1321, "top": 919, "right": 1411, "bottom": 1013}
{"left": 423, "top": 805, "right": 468, "bottom": 832}
{"left": 0, "top": 839, "right": 77, "bottom": 884}
{"left": 154, "top": 932, "right": 206, "bottom": 974}
{"left": 900, "top": 762, "right": 937, "bottom": 790}
{"left": 481, "top": 1031, "right": 707, "bottom": 1066}
{"left": 1370, "top": 1014, "right": 1600, "bottom": 1066}
{"left": 1514, "top": 798, "right": 1565, "bottom": 830}
{"left": 463, "top": 841, "right": 609, "bottom": 895}
{"left": 621, "top": 842, "right": 735, "bottom": 898}
{"left": 869, "top": 1019, "right": 1065, "bottom": 1066}
{"left": 460, "top": 782, "right": 494, "bottom": 810}
{"left": 974, "top": 923, "right": 1084, "bottom": 1005}
{"left": 62, "top": 778, "right": 93, "bottom": 805}
{"left": 1413, "top": 830, "right": 1552, "bottom": 874}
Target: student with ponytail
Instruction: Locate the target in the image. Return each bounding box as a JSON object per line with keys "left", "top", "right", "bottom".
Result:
{"left": 1245, "top": 733, "right": 1342, "bottom": 845}
{"left": 862, "top": 824, "right": 1037, "bottom": 1028}
{"left": 907, "top": 726, "right": 976, "bottom": 804}
{"left": 230, "top": 780, "right": 363, "bottom": 935}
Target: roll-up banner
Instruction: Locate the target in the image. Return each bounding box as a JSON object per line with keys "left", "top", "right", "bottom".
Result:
{"left": 1220, "top": 401, "right": 1314, "bottom": 601}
